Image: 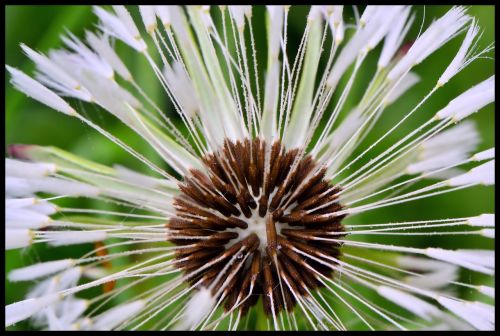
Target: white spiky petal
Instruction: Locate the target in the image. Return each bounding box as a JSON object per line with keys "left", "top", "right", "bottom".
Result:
{"left": 85, "top": 31, "right": 132, "bottom": 81}
{"left": 8, "top": 259, "right": 76, "bottom": 282}
{"left": 435, "top": 76, "right": 494, "bottom": 121}
{"left": 377, "top": 286, "right": 440, "bottom": 321}
{"left": 139, "top": 5, "right": 157, "bottom": 34}
{"left": 93, "top": 6, "right": 147, "bottom": 52}
{"left": 179, "top": 287, "right": 216, "bottom": 330}
{"left": 426, "top": 248, "right": 494, "bottom": 275}
{"left": 467, "top": 214, "right": 494, "bottom": 227}
{"left": 6, "top": 208, "right": 51, "bottom": 229}
{"left": 478, "top": 286, "right": 495, "bottom": 299}
{"left": 472, "top": 147, "right": 495, "bottom": 161}
{"left": 437, "top": 297, "right": 494, "bottom": 330}
{"left": 6, "top": 66, "right": 76, "bottom": 116}
{"left": 438, "top": 21, "right": 480, "bottom": 85}
{"left": 448, "top": 160, "right": 494, "bottom": 186}
{"left": 155, "top": 6, "right": 171, "bottom": 26}
{"left": 388, "top": 6, "right": 470, "bottom": 81}
{"left": 5, "top": 229, "right": 34, "bottom": 250}
{"left": 6, "top": 159, "right": 56, "bottom": 179}
{"left": 90, "top": 300, "right": 146, "bottom": 331}
{"left": 43, "top": 231, "right": 108, "bottom": 247}
{"left": 6, "top": 294, "right": 62, "bottom": 327}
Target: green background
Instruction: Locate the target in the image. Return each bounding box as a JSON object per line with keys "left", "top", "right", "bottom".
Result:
{"left": 5, "top": 5, "right": 495, "bottom": 330}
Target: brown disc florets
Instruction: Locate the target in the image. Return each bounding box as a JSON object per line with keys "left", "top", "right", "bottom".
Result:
{"left": 168, "top": 137, "right": 346, "bottom": 317}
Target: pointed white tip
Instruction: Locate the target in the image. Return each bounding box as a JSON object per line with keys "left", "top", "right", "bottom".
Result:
{"left": 377, "top": 286, "right": 440, "bottom": 321}
{"left": 92, "top": 300, "right": 145, "bottom": 330}
{"left": 5, "top": 229, "right": 34, "bottom": 250}
{"left": 472, "top": 148, "right": 495, "bottom": 161}
{"left": 467, "top": 214, "right": 494, "bottom": 227}
{"left": 9, "top": 259, "right": 76, "bottom": 282}
{"left": 6, "top": 65, "right": 76, "bottom": 116}
{"left": 448, "top": 160, "right": 494, "bottom": 186}
{"left": 477, "top": 285, "right": 494, "bottom": 299}
{"left": 44, "top": 231, "right": 107, "bottom": 247}
{"left": 178, "top": 287, "right": 215, "bottom": 330}
{"left": 6, "top": 294, "right": 61, "bottom": 327}
{"left": 437, "top": 296, "right": 494, "bottom": 331}
{"left": 480, "top": 229, "right": 494, "bottom": 238}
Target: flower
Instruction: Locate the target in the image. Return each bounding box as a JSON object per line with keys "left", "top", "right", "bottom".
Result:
{"left": 5, "top": 5, "right": 495, "bottom": 331}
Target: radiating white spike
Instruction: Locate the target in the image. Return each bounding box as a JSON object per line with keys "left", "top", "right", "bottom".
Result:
{"left": 332, "top": 5, "right": 343, "bottom": 26}
{"left": 335, "top": 20, "right": 344, "bottom": 44}
{"left": 447, "top": 160, "right": 494, "bottom": 186}
{"left": 388, "top": 6, "right": 470, "bottom": 81}
{"left": 377, "top": 286, "right": 440, "bottom": 321}
{"left": 139, "top": 6, "right": 157, "bottom": 34}
{"left": 438, "top": 21, "right": 480, "bottom": 85}
{"left": 378, "top": 6, "right": 412, "bottom": 68}
{"left": 261, "top": 61, "right": 280, "bottom": 139}
{"left": 91, "top": 300, "right": 146, "bottom": 330}
{"left": 478, "top": 286, "right": 494, "bottom": 299}
{"left": 57, "top": 267, "right": 83, "bottom": 289}
{"left": 262, "top": 6, "right": 284, "bottom": 140}
{"left": 5, "top": 198, "right": 36, "bottom": 208}
{"left": 60, "top": 32, "right": 114, "bottom": 80}
{"left": 6, "top": 208, "right": 51, "bottom": 229}
{"left": 472, "top": 147, "right": 494, "bottom": 161}
{"left": 467, "top": 214, "right": 494, "bottom": 227}
{"left": 199, "top": 6, "right": 214, "bottom": 29}
{"left": 25, "top": 202, "right": 58, "bottom": 216}
{"left": 163, "top": 62, "right": 200, "bottom": 119}
{"left": 435, "top": 76, "right": 494, "bottom": 121}
{"left": 57, "top": 299, "right": 89, "bottom": 326}
{"left": 112, "top": 6, "right": 141, "bottom": 38}
{"left": 6, "top": 198, "right": 55, "bottom": 216}
{"left": 20, "top": 44, "right": 81, "bottom": 91}
{"left": 266, "top": 6, "right": 284, "bottom": 59}
{"left": 437, "top": 297, "right": 494, "bottom": 331}
{"left": 481, "top": 229, "right": 494, "bottom": 238}
{"left": 426, "top": 248, "right": 494, "bottom": 274}
{"left": 5, "top": 66, "right": 76, "bottom": 116}
{"left": 5, "top": 229, "right": 33, "bottom": 250}
{"left": 155, "top": 6, "right": 171, "bottom": 27}
{"left": 364, "top": 6, "right": 405, "bottom": 53}
{"left": 74, "top": 317, "right": 93, "bottom": 330}
{"left": 327, "top": 6, "right": 401, "bottom": 88}
{"left": 406, "top": 121, "right": 480, "bottom": 174}
{"left": 405, "top": 266, "right": 458, "bottom": 290}
{"left": 178, "top": 288, "right": 216, "bottom": 330}
{"left": 6, "top": 177, "right": 32, "bottom": 197}
{"left": 43, "top": 231, "right": 108, "bottom": 247}
{"left": 397, "top": 256, "right": 450, "bottom": 271}
{"left": 86, "top": 31, "right": 132, "bottom": 81}
{"left": 383, "top": 72, "right": 420, "bottom": 105}
{"left": 397, "top": 256, "right": 458, "bottom": 291}
{"left": 6, "top": 176, "right": 99, "bottom": 198}
{"left": 6, "top": 159, "right": 55, "bottom": 179}
{"left": 8, "top": 259, "right": 75, "bottom": 282}
{"left": 51, "top": 53, "right": 139, "bottom": 108}
{"left": 359, "top": 6, "right": 376, "bottom": 26}
{"left": 93, "top": 6, "right": 146, "bottom": 52}
{"left": 114, "top": 165, "right": 178, "bottom": 190}
{"left": 229, "top": 6, "right": 251, "bottom": 30}
{"left": 5, "top": 294, "right": 61, "bottom": 327}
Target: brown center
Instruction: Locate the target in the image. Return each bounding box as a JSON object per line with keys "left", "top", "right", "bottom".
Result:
{"left": 167, "top": 137, "right": 345, "bottom": 317}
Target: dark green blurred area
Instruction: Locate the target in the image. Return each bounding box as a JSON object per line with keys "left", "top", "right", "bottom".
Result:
{"left": 5, "top": 5, "right": 494, "bottom": 330}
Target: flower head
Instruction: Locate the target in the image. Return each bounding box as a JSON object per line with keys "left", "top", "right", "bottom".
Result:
{"left": 6, "top": 5, "right": 494, "bottom": 330}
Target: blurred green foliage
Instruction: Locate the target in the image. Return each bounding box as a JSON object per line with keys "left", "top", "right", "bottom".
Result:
{"left": 5, "top": 5, "right": 494, "bottom": 330}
